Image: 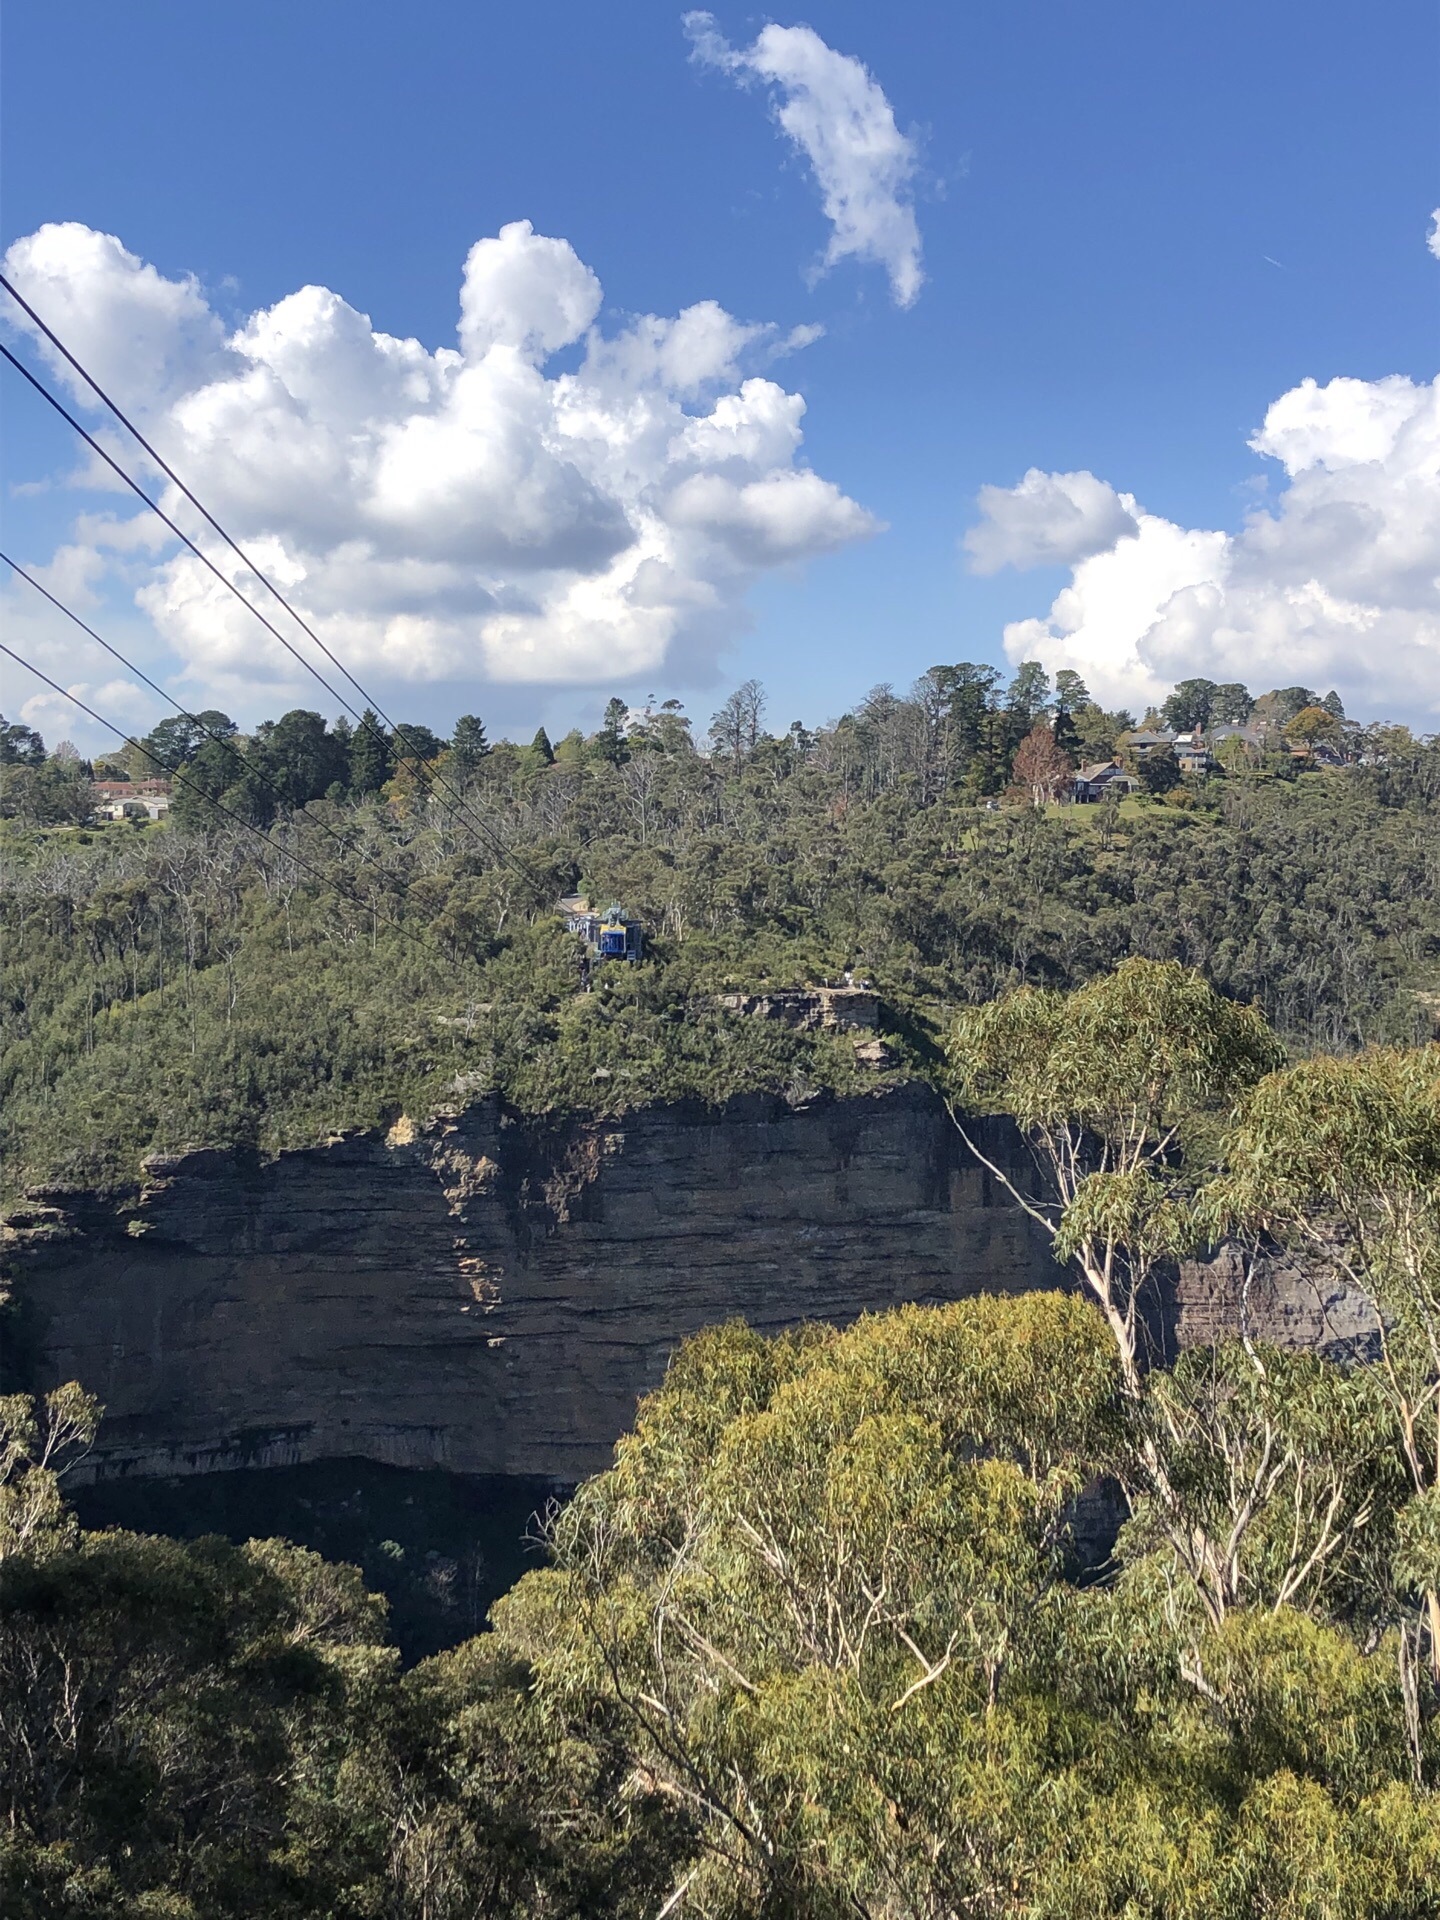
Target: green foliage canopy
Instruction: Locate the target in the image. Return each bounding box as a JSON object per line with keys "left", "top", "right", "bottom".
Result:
{"left": 496, "top": 1295, "right": 1438, "bottom": 1918}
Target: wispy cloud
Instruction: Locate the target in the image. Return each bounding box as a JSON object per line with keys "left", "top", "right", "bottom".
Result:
{"left": 684, "top": 12, "right": 923, "bottom": 308}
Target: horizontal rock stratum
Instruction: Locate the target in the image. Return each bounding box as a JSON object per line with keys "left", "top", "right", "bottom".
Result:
{"left": 2, "top": 1084, "right": 1370, "bottom": 1485}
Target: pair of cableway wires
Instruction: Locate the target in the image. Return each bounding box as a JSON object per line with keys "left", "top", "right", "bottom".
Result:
{"left": 0, "top": 269, "right": 538, "bottom": 893}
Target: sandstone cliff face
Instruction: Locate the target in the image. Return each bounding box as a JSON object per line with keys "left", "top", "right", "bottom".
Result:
{"left": 6, "top": 1086, "right": 1367, "bottom": 1489}
{"left": 1172, "top": 1241, "right": 1378, "bottom": 1363}
{"left": 4, "top": 1087, "right": 1065, "bottom": 1484}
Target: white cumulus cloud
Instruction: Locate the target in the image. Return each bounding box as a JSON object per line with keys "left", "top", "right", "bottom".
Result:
{"left": 684, "top": 12, "right": 923, "bottom": 307}
{"left": 2, "top": 219, "right": 879, "bottom": 706}
{"left": 964, "top": 468, "right": 1140, "bottom": 574}
{"left": 1428, "top": 208, "right": 1440, "bottom": 261}
{"left": 4, "top": 221, "right": 228, "bottom": 414}
{"left": 981, "top": 372, "right": 1440, "bottom": 720}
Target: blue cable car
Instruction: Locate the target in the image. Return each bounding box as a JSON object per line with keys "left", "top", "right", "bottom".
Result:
{"left": 561, "top": 895, "right": 644, "bottom": 968}
{"left": 597, "top": 905, "right": 643, "bottom": 962}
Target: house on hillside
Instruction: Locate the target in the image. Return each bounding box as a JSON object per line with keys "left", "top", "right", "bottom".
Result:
{"left": 1307, "top": 740, "right": 1349, "bottom": 769}
{"left": 1288, "top": 739, "right": 1350, "bottom": 770}
{"left": 1207, "top": 722, "right": 1267, "bottom": 754}
{"left": 90, "top": 778, "right": 172, "bottom": 822}
{"left": 1072, "top": 760, "right": 1139, "bottom": 802}
{"left": 1171, "top": 732, "right": 1213, "bottom": 774}
{"left": 1118, "top": 728, "right": 1175, "bottom": 761}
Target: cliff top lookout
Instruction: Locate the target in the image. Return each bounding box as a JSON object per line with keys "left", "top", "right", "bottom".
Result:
{"left": 713, "top": 985, "right": 880, "bottom": 1033}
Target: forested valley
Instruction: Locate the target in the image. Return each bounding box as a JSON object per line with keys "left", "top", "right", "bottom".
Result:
{"left": 5, "top": 668, "right": 1440, "bottom": 1916}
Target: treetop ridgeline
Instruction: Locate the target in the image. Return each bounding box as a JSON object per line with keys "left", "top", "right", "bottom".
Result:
{"left": 0, "top": 663, "right": 1397, "bottom": 831}
{"left": 3, "top": 660, "right": 1440, "bottom": 1195}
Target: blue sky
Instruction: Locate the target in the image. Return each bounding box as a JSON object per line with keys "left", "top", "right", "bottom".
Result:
{"left": 2, "top": 0, "right": 1437, "bottom": 747}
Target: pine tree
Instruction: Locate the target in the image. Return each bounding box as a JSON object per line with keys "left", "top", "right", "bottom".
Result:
{"left": 1049, "top": 672, "right": 1088, "bottom": 760}
{"left": 970, "top": 705, "right": 1015, "bottom": 796}
{"left": 349, "top": 710, "right": 391, "bottom": 795}
{"left": 927, "top": 663, "right": 1000, "bottom": 781}
{"left": 450, "top": 714, "right": 490, "bottom": 783}
{"left": 595, "top": 698, "right": 630, "bottom": 766}
{"left": 1005, "top": 661, "right": 1051, "bottom": 729}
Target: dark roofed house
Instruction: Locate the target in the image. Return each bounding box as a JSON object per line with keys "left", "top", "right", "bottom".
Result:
{"left": 1283, "top": 738, "right": 1350, "bottom": 772}
{"left": 1072, "top": 760, "right": 1139, "bottom": 802}
{"left": 1305, "top": 740, "right": 1349, "bottom": 770}
{"left": 1208, "top": 722, "right": 1266, "bottom": 751}
{"left": 1119, "top": 728, "right": 1176, "bottom": 761}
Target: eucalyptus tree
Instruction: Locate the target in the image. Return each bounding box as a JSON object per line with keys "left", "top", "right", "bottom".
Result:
{"left": 708, "top": 680, "right": 767, "bottom": 767}
{"left": 947, "top": 957, "right": 1282, "bottom": 1395}
{"left": 942, "top": 963, "right": 1391, "bottom": 1635}
{"left": 0, "top": 715, "right": 47, "bottom": 766}
{"left": 1204, "top": 1046, "right": 1440, "bottom": 1699}
{"left": 496, "top": 1296, "right": 1126, "bottom": 1918}
{"left": 496, "top": 1295, "right": 1438, "bottom": 1919}
{"left": 945, "top": 962, "right": 1440, "bottom": 1800}
{"left": 0, "top": 1385, "right": 100, "bottom": 1562}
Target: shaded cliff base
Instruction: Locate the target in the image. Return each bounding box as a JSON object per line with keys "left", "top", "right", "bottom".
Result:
{"left": 70, "top": 1460, "right": 567, "bottom": 1664}
{"left": 69, "top": 1457, "right": 1130, "bottom": 1664}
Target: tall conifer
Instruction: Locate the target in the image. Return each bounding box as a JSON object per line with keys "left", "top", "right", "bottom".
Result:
{"left": 349, "top": 709, "right": 391, "bottom": 794}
